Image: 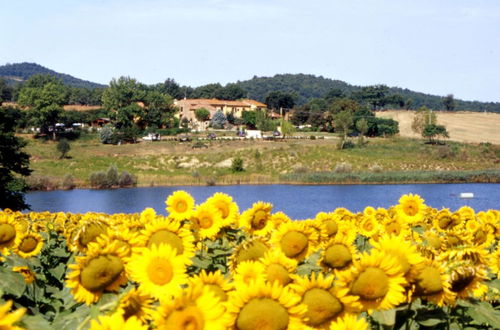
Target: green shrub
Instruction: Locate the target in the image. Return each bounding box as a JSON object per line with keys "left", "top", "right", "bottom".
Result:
{"left": 118, "top": 171, "right": 137, "bottom": 187}
{"left": 231, "top": 157, "right": 244, "bottom": 173}
{"left": 62, "top": 174, "right": 76, "bottom": 190}
{"left": 56, "top": 138, "right": 71, "bottom": 159}
{"left": 89, "top": 171, "right": 108, "bottom": 189}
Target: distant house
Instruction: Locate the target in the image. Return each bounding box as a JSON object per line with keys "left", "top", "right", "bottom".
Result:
{"left": 91, "top": 118, "right": 111, "bottom": 128}
{"left": 174, "top": 98, "right": 267, "bottom": 125}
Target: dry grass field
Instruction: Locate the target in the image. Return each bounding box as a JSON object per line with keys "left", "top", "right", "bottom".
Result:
{"left": 376, "top": 110, "right": 500, "bottom": 144}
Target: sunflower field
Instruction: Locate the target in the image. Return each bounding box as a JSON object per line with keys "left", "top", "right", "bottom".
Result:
{"left": 0, "top": 191, "right": 499, "bottom": 329}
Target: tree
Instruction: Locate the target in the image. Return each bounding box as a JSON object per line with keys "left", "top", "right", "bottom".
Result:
{"left": 242, "top": 111, "right": 257, "bottom": 129}
{"left": 102, "top": 77, "right": 145, "bottom": 130}
{"left": 355, "top": 85, "right": 389, "bottom": 110}
{"left": 324, "top": 88, "right": 345, "bottom": 102}
{"left": 265, "top": 91, "right": 296, "bottom": 113}
{"left": 142, "top": 90, "right": 175, "bottom": 128}
{"left": 0, "top": 106, "right": 32, "bottom": 210}
{"left": 355, "top": 118, "right": 369, "bottom": 146}
{"left": 56, "top": 138, "right": 71, "bottom": 159}
{"left": 210, "top": 110, "right": 227, "bottom": 129}
{"left": 17, "top": 74, "right": 66, "bottom": 139}
{"left": 334, "top": 110, "right": 354, "bottom": 149}
{"left": 422, "top": 124, "right": 449, "bottom": 144}
{"left": 280, "top": 120, "right": 295, "bottom": 138}
{"left": 0, "top": 78, "right": 13, "bottom": 105}
{"left": 412, "top": 106, "right": 436, "bottom": 135}
{"left": 195, "top": 108, "right": 211, "bottom": 122}
{"left": 161, "top": 78, "right": 183, "bottom": 99}
{"left": 443, "top": 94, "right": 456, "bottom": 111}
{"left": 215, "top": 84, "right": 247, "bottom": 100}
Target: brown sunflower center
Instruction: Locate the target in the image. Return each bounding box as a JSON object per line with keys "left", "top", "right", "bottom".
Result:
{"left": 216, "top": 202, "right": 230, "bottom": 218}
{"left": 385, "top": 221, "right": 401, "bottom": 235}
{"left": 303, "top": 288, "right": 342, "bottom": 326}
{"left": 280, "top": 231, "right": 308, "bottom": 258}
{"left": 351, "top": 267, "right": 389, "bottom": 300}
{"left": 163, "top": 305, "right": 205, "bottom": 330}
{"left": 362, "top": 219, "right": 374, "bottom": 232}
{"left": 446, "top": 234, "right": 461, "bottom": 247}
{"left": 206, "top": 284, "right": 228, "bottom": 301}
{"left": 265, "top": 264, "right": 291, "bottom": 286}
{"left": 415, "top": 266, "right": 443, "bottom": 295}
{"left": 403, "top": 202, "right": 418, "bottom": 216}
{"left": 473, "top": 229, "right": 487, "bottom": 245}
{"left": 199, "top": 216, "right": 213, "bottom": 229}
{"left": 323, "top": 244, "right": 352, "bottom": 269}
{"left": 122, "top": 294, "right": 143, "bottom": 320}
{"left": 237, "top": 298, "right": 289, "bottom": 330}
{"left": 323, "top": 219, "right": 338, "bottom": 237}
{"left": 78, "top": 222, "right": 107, "bottom": 248}
{"left": 147, "top": 230, "right": 184, "bottom": 254}
{"left": 0, "top": 223, "right": 16, "bottom": 244}
{"left": 175, "top": 201, "right": 188, "bottom": 213}
{"left": 450, "top": 271, "right": 475, "bottom": 293}
{"left": 19, "top": 236, "right": 38, "bottom": 253}
{"left": 235, "top": 241, "right": 268, "bottom": 264}
{"left": 438, "top": 216, "right": 453, "bottom": 229}
{"left": 147, "top": 259, "right": 173, "bottom": 285}
{"left": 251, "top": 210, "right": 268, "bottom": 230}
{"left": 80, "top": 255, "right": 124, "bottom": 292}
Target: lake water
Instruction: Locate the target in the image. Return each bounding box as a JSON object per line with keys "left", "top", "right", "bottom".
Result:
{"left": 25, "top": 183, "right": 499, "bottom": 219}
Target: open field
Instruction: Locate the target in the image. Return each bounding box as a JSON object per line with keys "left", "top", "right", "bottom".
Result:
{"left": 376, "top": 110, "right": 500, "bottom": 144}
{"left": 24, "top": 132, "right": 500, "bottom": 188}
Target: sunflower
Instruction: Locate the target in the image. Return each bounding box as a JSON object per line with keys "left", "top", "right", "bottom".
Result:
{"left": 206, "top": 192, "right": 240, "bottom": 227}
{"left": 188, "top": 269, "right": 233, "bottom": 302}
{"left": 96, "top": 227, "right": 143, "bottom": 258}
{"left": 336, "top": 250, "right": 407, "bottom": 312}
{"left": 315, "top": 212, "right": 338, "bottom": 239}
{"left": 303, "top": 219, "right": 328, "bottom": 247}
{"left": 12, "top": 266, "right": 36, "bottom": 284}
{"left": 239, "top": 201, "right": 274, "bottom": 236}
{"left": 489, "top": 246, "right": 500, "bottom": 278}
{"left": 66, "top": 240, "right": 129, "bottom": 305}
{"left": 329, "top": 314, "right": 369, "bottom": 330}
{"left": 154, "top": 283, "right": 229, "bottom": 330}
{"left": 381, "top": 216, "right": 409, "bottom": 237}
{"left": 116, "top": 288, "right": 154, "bottom": 323}
{"left": 227, "top": 279, "right": 306, "bottom": 330}
{"left": 139, "top": 218, "right": 195, "bottom": 260}
{"left": 89, "top": 313, "right": 147, "bottom": 330}
{"left": 71, "top": 215, "right": 110, "bottom": 252}
{"left": 139, "top": 207, "right": 157, "bottom": 224}
{"left": 395, "top": 193, "right": 426, "bottom": 224}
{"left": 358, "top": 215, "right": 379, "bottom": 238}
{"left": 127, "top": 244, "right": 189, "bottom": 302}
{"left": 447, "top": 263, "right": 489, "bottom": 300}
{"left": 269, "top": 222, "right": 318, "bottom": 262}
{"left": 468, "top": 224, "right": 495, "bottom": 248}
{"left": 165, "top": 190, "right": 195, "bottom": 221}
{"left": 0, "top": 214, "right": 22, "bottom": 254}
{"left": 260, "top": 249, "right": 297, "bottom": 286}
{"left": 432, "top": 209, "right": 461, "bottom": 232}
{"left": 190, "top": 202, "right": 224, "bottom": 240}
{"left": 229, "top": 237, "right": 270, "bottom": 271}
{"left": 410, "top": 259, "right": 455, "bottom": 306}
{"left": 271, "top": 211, "right": 292, "bottom": 227}
{"left": 370, "top": 234, "right": 424, "bottom": 279}
{"left": 13, "top": 232, "right": 44, "bottom": 258}
{"left": 457, "top": 206, "right": 475, "bottom": 223}
{"left": 320, "top": 236, "right": 358, "bottom": 272}
{"left": 290, "top": 273, "right": 357, "bottom": 328}
{"left": 233, "top": 261, "right": 266, "bottom": 286}
{"left": 0, "top": 300, "right": 25, "bottom": 330}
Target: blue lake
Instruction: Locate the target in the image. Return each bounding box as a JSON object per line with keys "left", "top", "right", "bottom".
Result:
{"left": 26, "top": 183, "right": 499, "bottom": 219}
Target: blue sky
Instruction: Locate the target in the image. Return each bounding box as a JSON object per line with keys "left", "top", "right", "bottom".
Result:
{"left": 2, "top": 0, "right": 500, "bottom": 102}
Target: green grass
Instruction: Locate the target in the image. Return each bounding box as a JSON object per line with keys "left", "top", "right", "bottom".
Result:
{"left": 22, "top": 133, "right": 500, "bottom": 188}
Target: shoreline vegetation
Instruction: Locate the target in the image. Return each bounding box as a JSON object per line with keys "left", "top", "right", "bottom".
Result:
{"left": 23, "top": 132, "right": 500, "bottom": 191}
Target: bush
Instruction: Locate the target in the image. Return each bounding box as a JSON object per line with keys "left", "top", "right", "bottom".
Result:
{"left": 106, "top": 166, "right": 119, "bottom": 187}
{"left": 56, "top": 138, "right": 71, "bottom": 159}
{"left": 26, "top": 175, "right": 59, "bottom": 191}
{"left": 210, "top": 110, "right": 227, "bottom": 129}
{"left": 333, "top": 162, "right": 353, "bottom": 173}
{"left": 231, "top": 157, "right": 244, "bottom": 173}
{"left": 89, "top": 171, "right": 108, "bottom": 189}
{"left": 118, "top": 171, "right": 137, "bottom": 187}
{"left": 99, "top": 126, "right": 115, "bottom": 144}
{"left": 62, "top": 174, "right": 76, "bottom": 190}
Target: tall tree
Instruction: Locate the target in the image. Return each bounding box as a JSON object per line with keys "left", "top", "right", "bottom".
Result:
{"left": 0, "top": 78, "right": 13, "bottom": 105}
{"left": 102, "top": 77, "right": 146, "bottom": 129}
{"left": 334, "top": 110, "right": 354, "bottom": 149}
{"left": 411, "top": 106, "right": 436, "bottom": 135}
{"left": 265, "top": 91, "right": 296, "bottom": 113}
{"left": 0, "top": 106, "right": 32, "bottom": 210}
{"left": 17, "top": 74, "right": 67, "bottom": 139}
{"left": 443, "top": 94, "right": 456, "bottom": 111}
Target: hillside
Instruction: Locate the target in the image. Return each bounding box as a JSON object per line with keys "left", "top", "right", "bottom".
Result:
{"left": 234, "top": 74, "right": 500, "bottom": 112}
{"left": 376, "top": 110, "right": 500, "bottom": 144}
{"left": 0, "top": 62, "right": 105, "bottom": 89}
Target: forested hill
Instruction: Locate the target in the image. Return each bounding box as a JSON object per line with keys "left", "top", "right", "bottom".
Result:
{"left": 234, "top": 74, "right": 500, "bottom": 112}
{"left": 0, "top": 62, "right": 106, "bottom": 89}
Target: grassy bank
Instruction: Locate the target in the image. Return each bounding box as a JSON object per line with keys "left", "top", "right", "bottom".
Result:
{"left": 23, "top": 132, "right": 500, "bottom": 189}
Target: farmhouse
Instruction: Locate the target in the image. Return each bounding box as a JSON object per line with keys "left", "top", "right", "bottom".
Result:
{"left": 174, "top": 98, "right": 266, "bottom": 123}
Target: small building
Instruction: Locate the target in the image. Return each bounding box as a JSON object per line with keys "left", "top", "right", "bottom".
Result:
{"left": 174, "top": 98, "right": 267, "bottom": 124}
